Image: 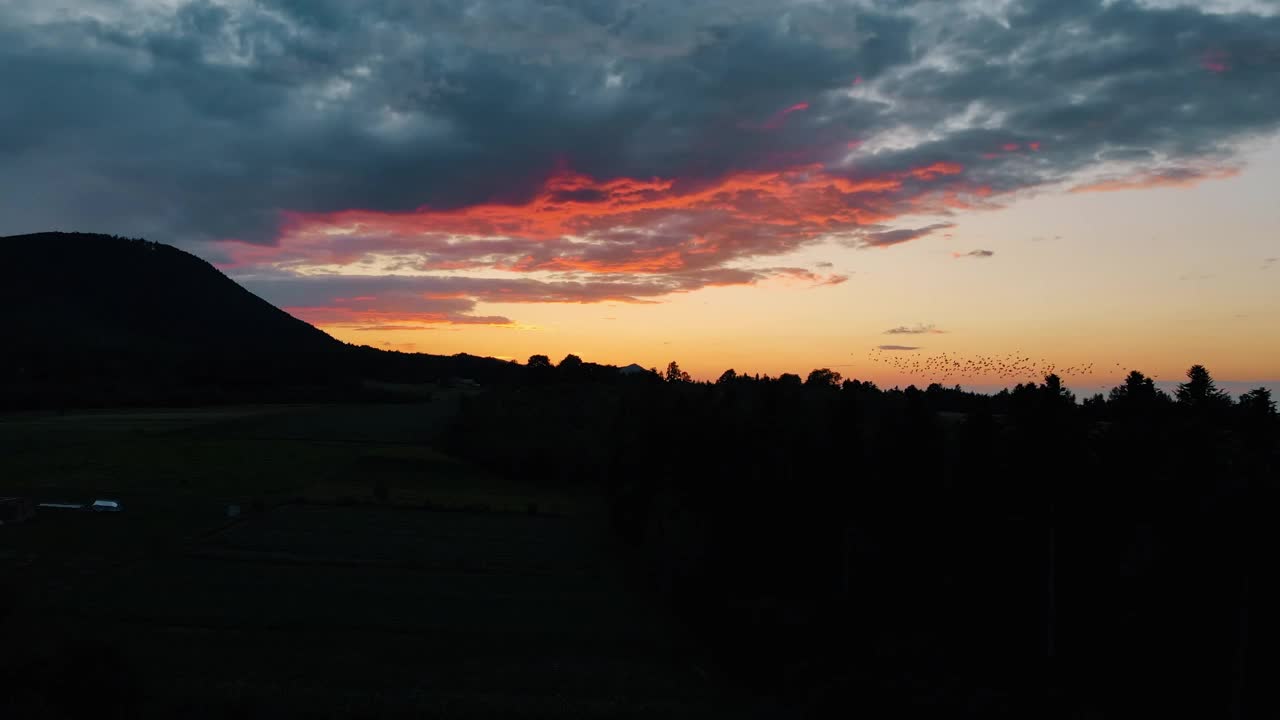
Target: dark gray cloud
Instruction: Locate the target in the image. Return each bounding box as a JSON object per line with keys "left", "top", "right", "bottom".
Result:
{"left": 857, "top": 223, "right": 956, "bottom": 249}
{"left": 768, "top": 267, "right": 850, "bottom": 286}
{"left": 954, "top": 249, "right": 995, "bottom": 258}
{"left": 2, "top": 0, "right": 1278, "bottom": 321}
{"left": 878, "top": 344, "right": 921, "bottom": 351}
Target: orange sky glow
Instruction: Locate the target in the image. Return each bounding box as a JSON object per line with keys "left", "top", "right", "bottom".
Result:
{"left": 222, "top": 145, "right": 1279, "bottom": 393}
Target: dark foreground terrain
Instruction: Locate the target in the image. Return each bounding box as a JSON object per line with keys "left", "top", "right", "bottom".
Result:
{"left": 4, "top": 372, "right": 1276, "bottom": 717}
{"left": 0, "top": 404, "right": 745, "bottom": 718}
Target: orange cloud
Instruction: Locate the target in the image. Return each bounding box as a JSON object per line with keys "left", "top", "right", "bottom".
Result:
{"left": 222, "top": 160, "right": 971, "bottom": 273}
{"left": 285, "top": 306, "right": 512, "bottom": 327}
{"left": 287, "top": 164, "right": 910, "bottom": 240}
{"left": 217, "top": 159, "right": 988, "bottom": 330}
{"left": 505, "top": 248, "right": 688, "bottom": 274}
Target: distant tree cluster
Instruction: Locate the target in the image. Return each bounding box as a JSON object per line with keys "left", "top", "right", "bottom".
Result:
{"left": 449, "top": 361, "right": 1274, "bottom": 716}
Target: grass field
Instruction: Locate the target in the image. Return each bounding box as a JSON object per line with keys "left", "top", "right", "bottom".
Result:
{"left": 1, "top": 403, "right": 748, "bottom": 718}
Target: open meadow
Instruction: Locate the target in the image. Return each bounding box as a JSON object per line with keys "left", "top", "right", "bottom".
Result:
{"left": 1, "top": 403, "right": 745, "bottom": 718}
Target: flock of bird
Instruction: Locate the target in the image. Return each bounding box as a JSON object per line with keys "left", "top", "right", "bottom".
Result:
{"left": 862, "top": 348, "right": 1154, "bottom": 390}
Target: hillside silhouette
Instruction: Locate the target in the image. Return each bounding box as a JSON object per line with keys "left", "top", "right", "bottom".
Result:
{"left": 1, "top": 232, "right": 520, "bottom": 408}
{"left": 4, "top": 232, "right": 340, "bottom": 354}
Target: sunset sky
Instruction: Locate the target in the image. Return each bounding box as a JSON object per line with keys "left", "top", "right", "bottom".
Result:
{"left": 4, "top": 0, "right": 1278, "bottom": 391}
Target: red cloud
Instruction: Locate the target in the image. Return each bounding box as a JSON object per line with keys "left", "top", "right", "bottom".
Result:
{"left": 222, "top": 160, "right": 971, "bottom": 274}
{"left": 757, "top": 99, "right": 808, "bottom": 128}
{"left": 748, "top": 101, "right": 811, "bottom": 131}
{"left": 1201, "top": 50, "right": 1230, "bottom": 73}
{"left": 219, "top": 159, "right": 987, "bottom": 327}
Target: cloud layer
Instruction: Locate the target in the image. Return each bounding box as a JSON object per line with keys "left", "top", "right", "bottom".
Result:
{"left": 3, "top": 0, "right": 1279, "bottom": 326}
{"left": 885, "top": 324, "right": 946, "bottom": 335}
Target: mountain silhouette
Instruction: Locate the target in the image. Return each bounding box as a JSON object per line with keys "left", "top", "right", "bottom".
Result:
{"left": 3, "top": 232, "right": 340, "bottom": 354}
{"left": 1, "top": 232, "right": 520, "bottom": 407}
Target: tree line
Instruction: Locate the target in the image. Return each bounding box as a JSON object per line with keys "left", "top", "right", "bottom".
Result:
{"left": 448, "top": 357, "right": 1275, "bottom": 717}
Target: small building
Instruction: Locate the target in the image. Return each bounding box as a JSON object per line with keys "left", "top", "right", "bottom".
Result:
{"left": 0, "top": 497, "right": 36, "bottom": 525}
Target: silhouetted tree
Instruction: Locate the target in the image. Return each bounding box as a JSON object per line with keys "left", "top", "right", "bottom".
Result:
{"left": 1175, "top": 364, "right": 1229, "bottom": 411}
{"left": 1108, "top": 370, "right": 1170, "bottom": 419}
{"left": 1081, "top": 392, "right": 1106, "bottom": 416}
{"left": 665, "top": 361, "right": 691, "bottom": 383}
{"left": 526, "top": 354, "right": 554, "bottom": 384}
{"left": 1235, "top": 386, "right": 1278, "bottom": 463}
{"left": 1109, "top": 369, "right": 1153, "bottom": 402}
{"left": 1041, "top": 374, "right": 1075, "bottom": 405}
{"left": 716, "top": 369, "right": 738, "bottom": 384}
{"left": 841, "top": 378, "right": 878, "bottom": 393}
{"left": 552, "top": 353, "right": 585, "bottom": 382}
{"left": 1237, "top": 386, "right": 1276, "bottom": 423}
{"left": 805, "top": 368, "right": 842, "bottom": 388}
{"left": 777, "top": 373, "right": 802, "bottom": 386}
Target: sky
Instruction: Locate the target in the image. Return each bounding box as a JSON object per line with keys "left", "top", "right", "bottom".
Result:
{"left": 3, "top": 0, "right": 1278, "bottom": 392}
